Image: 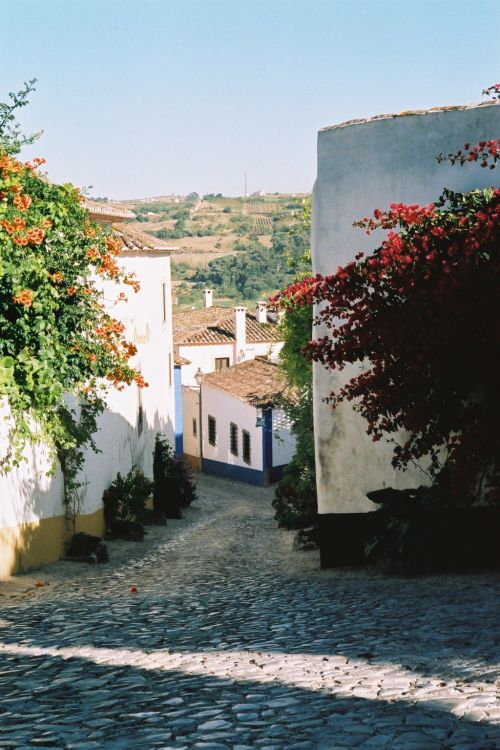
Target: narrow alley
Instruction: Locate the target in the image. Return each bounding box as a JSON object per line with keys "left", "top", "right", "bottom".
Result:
{"left": 0, "top": 474, "right": 498, "bottom": 750}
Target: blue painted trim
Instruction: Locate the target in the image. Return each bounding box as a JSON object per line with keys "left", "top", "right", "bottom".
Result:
{"left": 202, "top": 457, "right": 266, "bottom": 486}
{"left": 174, "top": 365, "right": 183, "bottom": 456}
{"left": 263, "top": 409, "right": 273, "bottom": 472}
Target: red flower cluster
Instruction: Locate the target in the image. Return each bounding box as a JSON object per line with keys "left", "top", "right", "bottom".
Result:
{"left": 437, "top": 139, "right": 500, "bottom": 170}
{"left": 275, "top": 187, "right": 500, "bottom": 501}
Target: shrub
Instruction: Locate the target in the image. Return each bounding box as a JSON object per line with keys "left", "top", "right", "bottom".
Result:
{"left": 272, "top": 456, "right": 317, "bottom": 529}
{"left": 153, "top": 435, "right": 197, "bottom": 518}
{"left": 103, "top": 467, "right": 153, "bottom": 526}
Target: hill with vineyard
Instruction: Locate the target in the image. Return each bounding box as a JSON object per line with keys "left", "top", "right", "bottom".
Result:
{"left": 107, "top": 193, "right": 309, "bottom": 308}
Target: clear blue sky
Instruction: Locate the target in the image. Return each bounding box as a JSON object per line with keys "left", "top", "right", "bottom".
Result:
{"left": 1, "top": 0, "right": 498, "bottom": 198}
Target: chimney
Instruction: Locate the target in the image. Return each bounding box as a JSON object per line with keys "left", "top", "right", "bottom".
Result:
{"left": 256, "top": 300, "right": 267, "bottom": 324}
{"left": 202, "top": 289, "right": 213, "bottom": 308}
{"left": 234, "top": 306, "right": 247, "bottom": 362}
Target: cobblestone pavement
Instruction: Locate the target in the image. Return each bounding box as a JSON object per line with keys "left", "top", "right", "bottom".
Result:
{"left": 0, "top": 474, "right": 499, "bottom": 750}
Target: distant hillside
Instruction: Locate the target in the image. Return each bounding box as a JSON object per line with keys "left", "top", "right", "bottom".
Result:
{"left": 106, "top": 193, "right": 310, "bottom": 309}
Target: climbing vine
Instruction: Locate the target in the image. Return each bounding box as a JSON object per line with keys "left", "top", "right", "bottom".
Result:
{"left": 0, "top": 150, "right": 144, "bottom": 470}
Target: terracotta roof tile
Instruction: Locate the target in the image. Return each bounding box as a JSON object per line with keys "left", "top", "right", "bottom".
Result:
{"left": 112, "top": 223, "right": 178, "bottom": 256}
{"left": 203, "top": 358, "right": 290, "bottom": 407}
{"left": 83, "top": 199, "right": 134, "bottom": 220}
{"left": 173, "top": 307, "right": 282, "bottom": 345}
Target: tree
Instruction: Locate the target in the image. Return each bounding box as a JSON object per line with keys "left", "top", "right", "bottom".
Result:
{"left": 0, "top": 88, "right": 143, "bottom": 470}
{"left": 0, "top": 79, "right": 42, "bottom": 155}
{"left": 271, "top": 199, "right": 317, "bottom": 528}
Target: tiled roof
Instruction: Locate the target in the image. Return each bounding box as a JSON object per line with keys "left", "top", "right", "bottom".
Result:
{"left": 112, "top": 223, "right": 178, "bottom": 256}
{"left": 203, "top": 358, "right": 290, "bottom": 407}
{"left": 83, "top": 199, "right": 134, "bottom": 220}
{"left": 173, "top": 307, "right": 282, "bottom": 346}
{"left": 174, "top": 353, "right": 191, "bottom": 366}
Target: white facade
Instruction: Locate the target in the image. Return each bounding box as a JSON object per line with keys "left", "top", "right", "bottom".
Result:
{"left": 182, "top": 385, "right": 201, "bottom": 467}
{"left": 178, "top": 340, "right": 283, "bottom": 387}
{"left": 312, "top": 101, "right": 500, "bottom": 516}
{"left": 81, "top": 252, "right": 176, "bottom": 507}
{"left": 272, "top": 409, "right": 296, "bottom": 467}
{"left": 201, "top": 384, "right": 264, "bottom": 473}
{"left": 0, "top": 246, "right": 176, "bottom": 575}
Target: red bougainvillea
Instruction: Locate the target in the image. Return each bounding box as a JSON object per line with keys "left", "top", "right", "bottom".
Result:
{"left": 273, "top": 185, "right": 500, "bottom": 502}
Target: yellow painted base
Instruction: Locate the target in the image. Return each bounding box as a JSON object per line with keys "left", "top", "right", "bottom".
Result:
{"left": 184, "top": 453, "right": 201, "bottom": 471}
{"left": 0, "top": 507, "right": 104, "bottom": 577}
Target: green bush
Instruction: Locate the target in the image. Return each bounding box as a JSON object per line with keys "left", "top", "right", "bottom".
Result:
{"left": 272, "top": 458, "right": 317, "bottom": 529}
{"left": 153, "top": 435, "right": 197, "bottom": 518}
{"left": 102, "top": 467, "right": 154, "bottom": 526}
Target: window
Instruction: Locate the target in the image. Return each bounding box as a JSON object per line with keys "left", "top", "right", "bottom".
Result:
{"left": 208, "top": 415, "right": 217, "bottom": 446}
{"left": 215, "top": 357, "right": 230, "bottom": 371}
{"left": 230, "top": 422, "right": 238, "bottom": 456}
{"left": 192, "top": 418, "right": 197, "bottom": 437}
{"left": 242, "top": 429, "right": 251, "bottom": 465}
{"left": 162, "top": 282, "right": 167, "bottom": 322}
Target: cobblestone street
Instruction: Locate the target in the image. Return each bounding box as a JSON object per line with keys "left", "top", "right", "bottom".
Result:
{"left": 0, "top": 474, "right": 498, "bottom": 750}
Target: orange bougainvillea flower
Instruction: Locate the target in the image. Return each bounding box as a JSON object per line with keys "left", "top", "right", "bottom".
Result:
{"left": 123, "top": 275, "right": 140, "bottom": 293}
{"left": 86, "top": 248, "right": 100, "bottom": 262}
{"left": 105, "top": 236, "right": 121, "bottom": 256}
{"left": 97, "top": 254, "right": 120, "bottom": 278}
{"left": 13, "top": 193, "right": 32, "bottom": 211}
{"left": 134, "top": 373, "right": 149, "bottom": 388}
{"left": 26, "top": 227, "right": 45, "bottom": 245}
{"left": 84, "top": 225, "right": 97, "bottom": 238}
{"left": 42, "top": 218, "right": 52, "bottom": 229}
{"left": 50, "top": 272, "right": 63, "bottom": 283}
{"left": 82, "top": 287, "right": 92, "bottom": 295}
{"left": 67, "top": 287, "right": 77, "bottom": 296}
{"left": 12, "top": 289, "right": 34, "bottom": 307}
{"left": 12, "top": 234, "right": 28, "bottom": 246}
{"left": 2, "top": 219, "right": 15, "bottom": 234}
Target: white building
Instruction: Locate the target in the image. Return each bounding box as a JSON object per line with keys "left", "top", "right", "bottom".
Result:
{"left": 196, "top": 358, "right": 295, "bottom": 486}
{"left": 0, "top": 203, "right": 177, "bottom": 576}
{"left": 173, "top": 290, "right": 284, "bottom": 467}
{"left": 173, "top": 290, "right": 283, "bottom": 386}
{"left": 312, "top": 100, "right": 500, "bottom": 567}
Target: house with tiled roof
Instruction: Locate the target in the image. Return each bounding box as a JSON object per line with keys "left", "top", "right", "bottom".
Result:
{"left": 199, "top": 358, "right": 296, "bottom": 485}
{"left": 173, "top": 289, "right": 283, "bottom": 386}
{"left": 173, "top": 289, "right": 285, "bottom": 467}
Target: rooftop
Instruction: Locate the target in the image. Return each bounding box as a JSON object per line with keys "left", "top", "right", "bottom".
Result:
{"left": 112, "top": 223, "right": 178, "bottom": 256}
{"left": 173, "top": 306, "right": 282, "bottom": 346}
{"left": 83, "top": 199, "right": 134, "bottom": 221}
{"left": 203, "top": 358, "right": 290, "bottom": 407}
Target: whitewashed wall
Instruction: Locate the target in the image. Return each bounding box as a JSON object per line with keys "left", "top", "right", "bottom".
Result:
{"left": 179, "top": 344, "right": 234, "bottom": 386}
{"left": 201, "top": 385, "right": 263, "bottom": 472}
{"left": 182, "top": 386, "right": 201, "bottom": 462}
{"left": 313, "top": 101, "right": 500, "bottom": 515}
{"left": 0, "top": 251, "right": 175, "bottom": 572}
{"left": 271, "top": 408, "right": 296, "bottom": 467}
{"left": 81, "top": 252, "right": 176, "bottom": 515}
{"left": 179, "top": 341, "right": 283, "bottom": 386}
